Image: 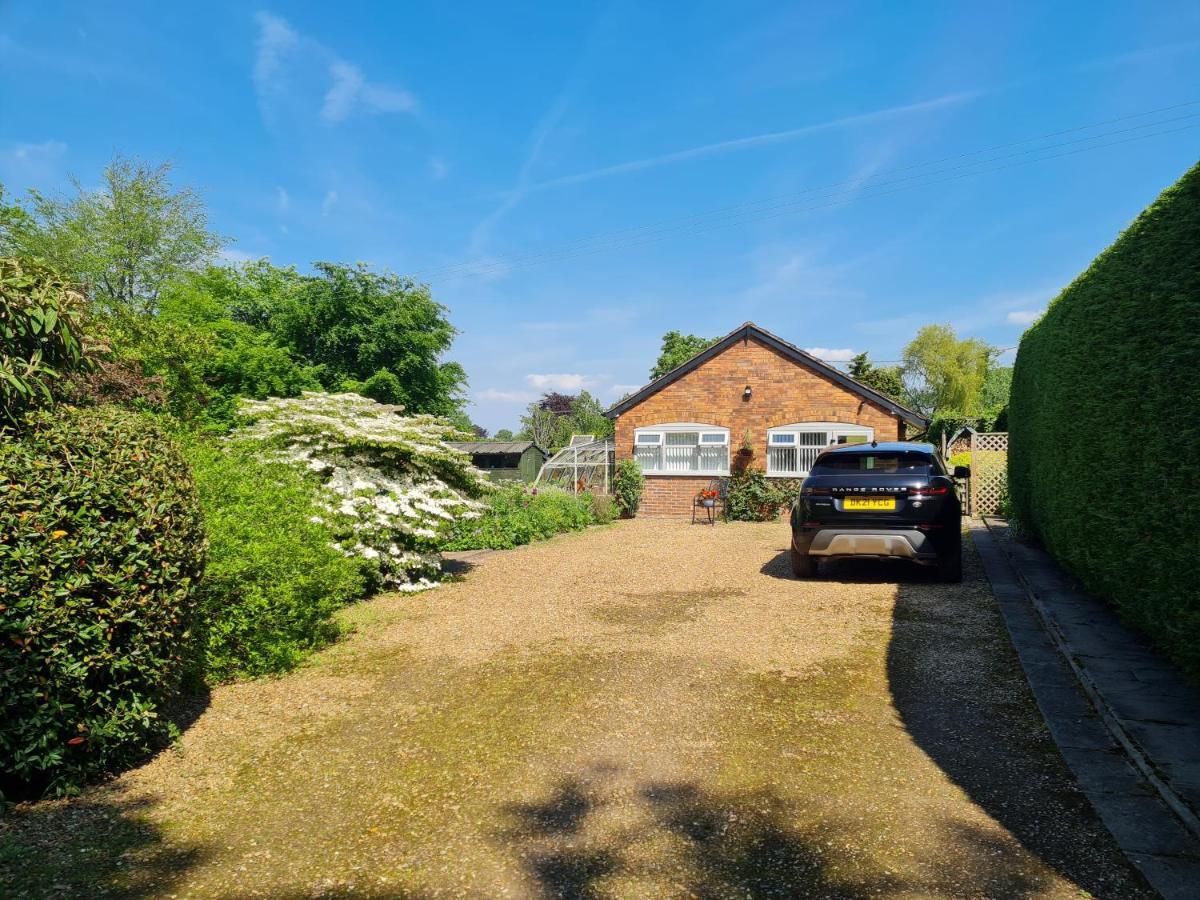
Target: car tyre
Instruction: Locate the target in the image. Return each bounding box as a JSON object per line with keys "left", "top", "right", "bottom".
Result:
{"left": 936, "top": 530, "right": 963, "bottom": 583}
{"left": 791, "top": 547, "right": 818, "bottom": 578}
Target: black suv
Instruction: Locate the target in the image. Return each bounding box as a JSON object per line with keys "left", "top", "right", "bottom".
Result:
{"left": 788, "top": 441, "right": 968, "bottom": 582}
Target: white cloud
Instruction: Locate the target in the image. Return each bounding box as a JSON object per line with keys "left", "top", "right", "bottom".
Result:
{"left": 252, "top": 12, "right": 299, "bottom": 96}
{"left": 524, "top": 373, "right": 599, "bottom": 391}
{"left": 522, "top": 92, "right": 976, "bottom": 195}
{"left": 253, "top": 12, "right": 416, "bottom": 125}
{"left": 7, "top": 139, "right": 67, "bottom": 163}
{"left": 275, "top": 186, "right": 290, "bottom": 212}
{"left": 321, "top": 190, "right": 338, "bottom": 216}
{"left": 1006, "top": 309, "right": 1042, "bottom": 325}
{"left": 476, "top": 387, "right": 537, "bottom": 404}
{"left": 428, "top": 157, "right": 449, "bottom": 180}
{"left": 803, "top": 347, "right": 857, "bottom": 362}
{"left": 606, "top": 383, "right": 642, "bottom": 397}
{"left": 218, "top": 248, "right": 261, "bottom": 265}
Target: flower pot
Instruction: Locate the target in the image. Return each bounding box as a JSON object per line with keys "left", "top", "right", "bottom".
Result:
{"left": 700, "top": 499, "right": 716, "bottom": 508}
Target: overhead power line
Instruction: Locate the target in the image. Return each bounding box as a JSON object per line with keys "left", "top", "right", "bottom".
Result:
{"left": 417, "top": 100, "right": 1200, "bottom": 282}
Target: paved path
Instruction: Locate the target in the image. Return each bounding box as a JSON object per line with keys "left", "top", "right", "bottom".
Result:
{"left": 973, "top": 520, "right": 1200, "bottom": 897}
{"left": 2, "top": 521, "right": 1152, "bottom": 898}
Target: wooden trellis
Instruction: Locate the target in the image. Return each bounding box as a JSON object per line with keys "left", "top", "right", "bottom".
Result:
{"left": 969, "top": 432, "right": 1008, "bottom": 516}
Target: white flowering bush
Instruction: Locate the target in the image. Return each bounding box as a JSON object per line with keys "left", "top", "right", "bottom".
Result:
{"left": 232, "top": 392, "right": 490, "bottom": 590}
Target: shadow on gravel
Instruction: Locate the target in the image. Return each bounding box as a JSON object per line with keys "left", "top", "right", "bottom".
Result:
{"left": 0, "top": 789, "right": 207, "bottom": 898}
{"left": 502, "top": 777, "right": 887, "bottom": 899}
{"left": 885, "top": 540, "right": 1153, "bottom": 898}
{"left": 760, "top": 548, "right": 933, "bottom": 584}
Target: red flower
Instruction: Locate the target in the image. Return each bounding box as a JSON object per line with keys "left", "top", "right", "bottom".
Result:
{"left": 67, "top": 736, "right": 86, "bottom": 746}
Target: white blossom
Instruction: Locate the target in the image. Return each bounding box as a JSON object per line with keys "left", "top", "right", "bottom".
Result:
{"left": 230, "top": 392, "right": 490, "bottom": 588}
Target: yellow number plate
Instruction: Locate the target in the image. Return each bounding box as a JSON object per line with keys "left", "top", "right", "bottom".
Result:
{"left": 844, "top": 497, "right": 896, "bottom": 511}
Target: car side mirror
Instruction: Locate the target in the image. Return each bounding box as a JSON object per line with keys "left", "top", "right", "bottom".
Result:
{"left": 953, "top": 465, "right": 971, "bottom": 478}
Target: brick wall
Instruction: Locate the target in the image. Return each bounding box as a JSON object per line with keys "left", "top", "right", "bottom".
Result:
{"left": 615, "top": 335, "right": 905, "bottom": 517}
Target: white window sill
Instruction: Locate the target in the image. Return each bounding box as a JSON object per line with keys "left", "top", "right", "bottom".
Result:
{"left": 642, "top": 471, "right": 730, "bottom": 478}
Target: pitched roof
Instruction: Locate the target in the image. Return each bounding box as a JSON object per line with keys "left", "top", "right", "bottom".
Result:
{"left": 447, "top": 441, "right": 544, "bottom": 455}
{"left": 605, "top": 322, "right": 928, "bottom": 428}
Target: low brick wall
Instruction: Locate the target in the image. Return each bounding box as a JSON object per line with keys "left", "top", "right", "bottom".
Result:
{"left": 640, "top": 475, "right": 723, "bottom": 517}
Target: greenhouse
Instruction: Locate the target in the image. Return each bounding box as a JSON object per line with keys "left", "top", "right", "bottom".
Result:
{"left": 535, "top": 435, "right": 615, "bottom": 494}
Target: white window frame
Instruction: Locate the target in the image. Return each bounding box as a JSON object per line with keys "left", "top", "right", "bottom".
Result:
{"left": 765, "top": 422, "right": 875, "bottom": 477}
{"left": 633, "top": 423, "right": 730, "bottom": 476}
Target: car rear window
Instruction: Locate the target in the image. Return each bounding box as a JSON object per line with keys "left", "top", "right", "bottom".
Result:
{"left": 810, "top": 451, "right": 932, "bottom": 475}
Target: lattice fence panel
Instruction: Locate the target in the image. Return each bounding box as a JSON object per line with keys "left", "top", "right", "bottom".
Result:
{"left": 970, "top": 432, "right": 1008, "bottom": 516}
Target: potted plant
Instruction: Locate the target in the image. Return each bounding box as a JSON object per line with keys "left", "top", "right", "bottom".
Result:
{"left": 697, "top": 487, "right": 719, "bottom": 507}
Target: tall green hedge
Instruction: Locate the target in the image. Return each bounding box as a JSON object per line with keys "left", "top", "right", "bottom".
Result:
{"left": 0, "top": 408, "right": 206, "bottom": 797}
{"left": 1009, "top": 162, "right": 1200, "bottom": 678}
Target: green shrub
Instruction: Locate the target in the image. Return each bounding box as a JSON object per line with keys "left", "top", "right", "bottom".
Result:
{"left": 182, "top": 438, "right": 371, "bottom": 681}
{"left": 0, "top": 257, "right": 90, "bottom": 425}
{"left": 1010, "top": 161, "right": 1200, "bottom": 679}
{"left": 587, "top": 491, "right": 617, "bottom": 525}
{"left": 612, "top": 459, "right": 644, "bottom": 518}
{"left": 442, "top": 484, "right": 594, "bottom": 550}
{"left": 725, "top": 470, "right": 801, "bottom": 521}
{"left": 0, "top": 407, "right": 205, "bottom": 798}
{"left": 947, "top": 451, "right": 972, "bottom": 470}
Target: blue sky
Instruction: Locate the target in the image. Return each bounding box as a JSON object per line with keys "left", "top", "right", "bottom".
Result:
{"left": 2, "top": 3, "right": 1198, "bottom": 432}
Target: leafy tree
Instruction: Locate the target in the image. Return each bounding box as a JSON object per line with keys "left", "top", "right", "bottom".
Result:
{"left": 494, "top": 428, "right": 514, "bottom": 441}
{"left": 980, "top": 365, "right": 1012, "bottom": 413}
{"left": 566, "top": 390, "right": 613, "bottom": 439}
{"left": 5, "top": 157, "right": 224, "bottom": 314}
{"left": 847, "top": 352, "right": 906, "bottom": 404}
{"left": 266, "top": 262, "right": 466, "bottom": 417}
{"left": 519, "top": 403, "right": 559, "bottom": 449}
{"left": 650, "top": 330, "right": 717, "bottom": 380}
{"left": 538, "top": 391, "right": 576, "bottom": 415}
{"left": 901, "top": 324, "right": 995, "bottom": 416}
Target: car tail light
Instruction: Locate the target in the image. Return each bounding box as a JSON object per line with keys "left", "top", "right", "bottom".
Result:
{"left": 801, "top": 521, "right": 822, "bottom": 528}
{"left": 909, "top": 486, "right": 949, "bottom": 499}
{"left": 917, "top": 523, "right": 944, "bottom": 531}
{"left": 801, "top": 486, "right": 830, "bottom": 496}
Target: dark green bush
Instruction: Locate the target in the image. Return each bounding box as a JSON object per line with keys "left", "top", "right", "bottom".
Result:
{"left": 1010, "top": 161, "right": 1200, "bottom": 679}
{"left": 0, "top": 407, "right": 205, "bottom": 798}
{"left": 442, "top": 484, "right": 594, "bottom": 550}
{"left": 0, "top": 257, "right": 91, "bottom": 425}
{"left": 587, "top": 491, "right": 617, "bottom": 525}
{"left": 725, "top": 470, "right": 801, "bottom": 521}
{"left": 612, "top": 459, "right": 644, "bottom": 518}
{"left": 182, "top": 438, "right": 371, "bottom": 681}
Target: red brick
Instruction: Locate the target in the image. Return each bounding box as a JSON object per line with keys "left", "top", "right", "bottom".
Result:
{"left": 614, "top": 334, "right": 906, "bottom": 517}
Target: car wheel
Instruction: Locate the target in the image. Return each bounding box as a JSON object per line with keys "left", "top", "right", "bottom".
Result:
{"left": 936, "top": 531, "right": 963, "bottom": 583}
{"left": 791, "top": 546, "right": 817, "bottom": 578}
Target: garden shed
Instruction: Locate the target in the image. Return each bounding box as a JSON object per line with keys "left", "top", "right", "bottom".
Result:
{"left": 447, "top": 440, "right": 546, "bottom": 482}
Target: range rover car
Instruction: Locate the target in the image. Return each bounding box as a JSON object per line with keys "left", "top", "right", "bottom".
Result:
{"left": 788, "top": 441, "right": 968, "bottom": 582}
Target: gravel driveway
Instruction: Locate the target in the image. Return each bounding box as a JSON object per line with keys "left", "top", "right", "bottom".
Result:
{"left": 2, "top": 520, "right": 1149, "bottom": 898}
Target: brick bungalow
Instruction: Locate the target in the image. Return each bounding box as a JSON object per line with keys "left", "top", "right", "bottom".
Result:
{"left": 605, "top": 322, "right": 928, "bottom": 517}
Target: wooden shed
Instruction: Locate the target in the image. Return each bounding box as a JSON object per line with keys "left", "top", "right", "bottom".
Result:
{"left": 447, "top": 440, "right": 547, "bottom": 482}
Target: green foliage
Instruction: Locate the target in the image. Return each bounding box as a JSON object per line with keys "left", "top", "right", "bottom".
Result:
{"left": 650, "top": 330, "right": 718, "bottom": 380}
{"left": 0, "top": 257, "right": 91, "bottom": 424}
{"left": 612, "top": 459, "right": 645, "bottom": 518}
{"left": 4, "top": 157, "right": 224, "bottom": 314}
{"left": 442, "top": 484, "right": 594, "bottom": 550}
{"left": 263, "top": 262, "right": 466, "bottom": 416}
{"left": 494, "top": 428, "right": 514, "bottom": 441}
{"left": 947, "top": 451, "right": 972, "bottom": 470}
{"left": 587, "top": 491, "right": 617, "bottom": 525}
{"left": 359, "top": 369, "right": 405, "bottom": 406}
{"left": 725, "top": 470, "right": 801, "bottom": 521}
{"left": 848, "top": 352, "right": 906, "bottom": 404}
{"left": 181, "top": 438, "right": 370, "bottom": 681}
{"left": 901, "top": 324, "right": 995, "bottom": 416}
{"left": 0, "top": 408, "right": 205, "bottom": 798}
{"left": 1009, "top": 161, "right": 1200, "bottom": 679}
{"left": 518, "top": 390, "right": 614, "bottom": 451}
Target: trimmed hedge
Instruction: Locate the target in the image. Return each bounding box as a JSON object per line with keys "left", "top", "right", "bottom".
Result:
{"left": 0, "top": 408, "right": 206, "bottom": 798}
{"left": 1009, "top": 162, "right": 1200, "bottom": 679}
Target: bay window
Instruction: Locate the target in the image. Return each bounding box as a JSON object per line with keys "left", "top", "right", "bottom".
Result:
{"left": 766, "top": 422, "right": 874, "bottom": 476}
{"left": 633, "top": 424, "right": 729, "bottom": 475}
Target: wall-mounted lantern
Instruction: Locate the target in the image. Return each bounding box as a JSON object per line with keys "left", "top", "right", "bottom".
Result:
{"left": 743, "top": 385, "right": 752, "bottom": 400}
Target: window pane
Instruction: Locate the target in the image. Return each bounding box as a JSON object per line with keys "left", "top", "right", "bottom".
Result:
{"left": 700, "top": 432, "right": 726, "bottom": 444}
{"left": 634, "top": 445, "right": 662, "bottom": 471}
{"left": 770, "top": 433, "right": 796, "bottom": 445}
{"left": 811, "top": 452, "right": 931, "bottom": 475}
{"left": 636, "top": 432, "right": 661, "bottom": 444}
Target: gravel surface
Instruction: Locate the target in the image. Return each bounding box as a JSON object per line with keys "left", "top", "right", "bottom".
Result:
{"left": 1, "top": 520, "right": 1150, "bottom": 898}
